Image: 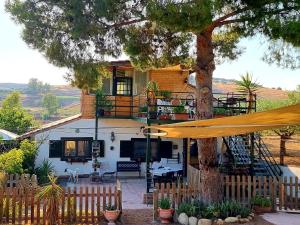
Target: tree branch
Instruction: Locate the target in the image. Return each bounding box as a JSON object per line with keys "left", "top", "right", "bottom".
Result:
{"left": 107, "top": 18, "right": 145, "bottom": 29}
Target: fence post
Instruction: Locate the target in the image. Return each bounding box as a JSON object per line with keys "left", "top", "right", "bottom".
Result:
{"left": 153, "top": 184, "right": 159, "bottom": 222}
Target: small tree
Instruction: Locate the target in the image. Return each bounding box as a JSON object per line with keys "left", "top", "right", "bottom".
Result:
{"left": 20, "top": 139, "right": 38, "bottom": 174}
{"left": 0, "top": 92, "right": 36, "bottom": 134}
{"left": 257, "top": 99, "right": 300, "bottom": 165}
{"left": 42, "top": 93, "right": 59, "bottom": 117}
{"left": 37, "top": 176, "right": 63, "bottom": 225}
{"left": 235, "top": 73, "right": 260, "bottom": 113}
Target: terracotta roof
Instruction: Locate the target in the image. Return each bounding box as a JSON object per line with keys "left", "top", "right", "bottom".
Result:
{"left": 17, "top": 114, "right": 82, "bottom": 140}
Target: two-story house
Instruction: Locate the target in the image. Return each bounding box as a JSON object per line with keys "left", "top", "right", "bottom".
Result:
{"left": 18, "top": 60, "right": 252, "bottom": 179}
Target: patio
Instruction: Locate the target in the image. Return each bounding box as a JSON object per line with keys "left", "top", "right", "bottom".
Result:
{"left": 59, "top": 177, "right": 152, "bottom": 209}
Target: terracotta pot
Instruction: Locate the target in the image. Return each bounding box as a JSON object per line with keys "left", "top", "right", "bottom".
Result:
{"left": 175, "top": 113, "right": 189, "bottom": 120}
{"left": 159, "top": 115, "right": 171, "bottom": 120}
{"left": 254, "top": 205, "right": 272, "bottom": 214}
{"left": 104, "top": 210, "right": 120, "bottom": 224}
{"left": 158, "top": 208, "right": 174, "bottom": 224}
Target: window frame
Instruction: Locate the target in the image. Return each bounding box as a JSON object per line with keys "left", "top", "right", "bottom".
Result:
{"left": 113, "top": 77, "right": 133, "bottom": 96}
{"left": 61, "top": 137, "right": 93, "bottom": 162}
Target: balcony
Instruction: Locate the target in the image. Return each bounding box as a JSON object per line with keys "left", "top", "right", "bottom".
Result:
{"left": 95, "top": 91, "right": 256, "bottom": 123}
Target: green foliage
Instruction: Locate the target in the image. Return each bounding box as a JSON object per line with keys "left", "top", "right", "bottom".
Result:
{"left": 158, "top": 197, "right": 171, "bottom": 209}
{"left": 37, "top": 176, "right": 63, "bottom": 225}
{"left": 235, "top": 73, "right": 260, "bottom": 95}
{"left": 20, "top": 139, "right": 38, "bottom": 174}
{"left": 146, "top": 81, "right": 160, "bottom": 95}
{"left": 251, "top": 196, "right": 272, "bottom": 207}
{"left": 214, "top": 200, "right": 250, "bottom": 219}
{"left": 0, "top": 91, "right": 36, "bottom": 134}
{"left": 35, "top": 160, "right": 54, "bottom": 185}
{"left": 0, "top": 149, "right": 24, "bottom": 174}
{"left": 177, "top": 201, "right": 203, "bottom": 217}
{"left": 27, "top": 78, "right": 50, "bottom": 95}
{"left": 42, "top": 93, "right": 60, "bottom": 116}
{"left": 213, "top": 107, "right": 227, "bottom": 115}
{"left": 173, "top": 104, "right": 186, "bottom": 114}
{"left": 159, "top": 90, "right": 172, "bottom": 100}
{"left": 95, "top": 89, "right": 113, "bottom": 111}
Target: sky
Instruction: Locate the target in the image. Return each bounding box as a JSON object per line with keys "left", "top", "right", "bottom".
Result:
{"left": 0, "top": 2, "right": 299, "bottom": 90}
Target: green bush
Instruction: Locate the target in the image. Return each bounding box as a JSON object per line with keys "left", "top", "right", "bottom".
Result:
{"left": 173, "top": 104, "right": 186, "bottom": 114}
{"left": 251, "top": 196, "right": 272, "bottom": 207}
{"left": 215, "top": 200, "right": 251, "bottom": 219}
{"left": 20, "top": 139, "right": 38, "bottom": 174}
{"left": 35, "top": 160, "right": 54, "bottom": 185}
{"left": 177, "top": 202, "right": 197, "bottom": 217}
{"left": 0, "top": 149, "right": 24, "bottom": 174}
{"left": 159, "top": 197, "right": 171, "bottom": 209}
{"left": 201, "top": 205, "right": 219, "bottom": 219}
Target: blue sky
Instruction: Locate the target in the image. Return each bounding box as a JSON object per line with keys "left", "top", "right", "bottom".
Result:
{"left": 0, "top": 2, "right": 299, "bottom": 90}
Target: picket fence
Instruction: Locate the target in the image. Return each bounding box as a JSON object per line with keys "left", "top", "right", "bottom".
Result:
{"left": 153, "top": 166, "right": 300, "bottom": 219}
{"left": 0, "top": 183, "right": 122, "bottom": 224}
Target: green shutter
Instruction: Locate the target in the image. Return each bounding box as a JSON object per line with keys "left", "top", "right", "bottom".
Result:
{"left": 120, "top": 140, "right": 133, "bottom": 158}
{"left": 49, "top": 140, "right": 63, "bottom": 158}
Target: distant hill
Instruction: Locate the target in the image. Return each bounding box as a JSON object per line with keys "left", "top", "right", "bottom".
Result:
{"left": 0, "top": 78, "right": 289, "bottom": 123}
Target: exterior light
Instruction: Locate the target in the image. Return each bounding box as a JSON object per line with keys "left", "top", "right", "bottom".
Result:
{"left": 111, "top": 132, "right": 115, "bottom": 142}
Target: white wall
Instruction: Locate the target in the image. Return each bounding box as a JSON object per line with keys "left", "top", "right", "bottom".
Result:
{"left": 34, "top": 119, "right": 184, "bottom": 176}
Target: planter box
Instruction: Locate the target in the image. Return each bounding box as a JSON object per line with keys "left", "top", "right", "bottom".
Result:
{"left": 254, "top": 205, "right": 272, "bottom": 214}
{"left": 174, "top": 113, "right": 189, "bottom": 120}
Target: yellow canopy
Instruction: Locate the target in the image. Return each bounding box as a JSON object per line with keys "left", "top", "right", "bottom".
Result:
{"left": 146, "top": 104, "right": 300, "bottom": 138}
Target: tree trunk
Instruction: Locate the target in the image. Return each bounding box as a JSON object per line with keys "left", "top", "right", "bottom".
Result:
{"left": 195, "top": 31, "right": 223, "bottom": 203}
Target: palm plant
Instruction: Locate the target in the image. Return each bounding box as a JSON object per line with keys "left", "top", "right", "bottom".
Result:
{"left": 235, "top": 73, "right": 260, "bottom": 113}
{"left": 37, "top": 175, "right": 63, "bottom": 225}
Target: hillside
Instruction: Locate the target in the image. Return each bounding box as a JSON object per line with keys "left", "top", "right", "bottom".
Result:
{"left": 0, "top": 78, "right": 289, "bottom": 123}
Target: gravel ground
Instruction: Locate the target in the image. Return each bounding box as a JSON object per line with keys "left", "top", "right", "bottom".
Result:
{"left": 119, "top": 209, "right": 275, "bottom": 225}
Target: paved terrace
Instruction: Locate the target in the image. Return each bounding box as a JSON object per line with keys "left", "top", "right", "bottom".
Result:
{"left": 59, "top": 177, "right": 152, "bottom": 210}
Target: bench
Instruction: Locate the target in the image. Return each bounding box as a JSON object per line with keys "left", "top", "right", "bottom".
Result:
{"left": 116, "top": 161, "right": 141, "bottom": 177}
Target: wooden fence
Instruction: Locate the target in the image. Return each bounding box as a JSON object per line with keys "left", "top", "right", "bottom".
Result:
{"left": 153, "top": 165, "right": 300, "bottom": 219}
{"left": 0, "top": 184, "right": 122, "bottom": 224}
{"left": 4, "top": 174, "right": 38, "bottom": 189}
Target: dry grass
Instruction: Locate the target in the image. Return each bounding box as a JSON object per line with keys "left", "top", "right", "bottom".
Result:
{"left": 263, "top": 135, "right": 300, "bottom": 167}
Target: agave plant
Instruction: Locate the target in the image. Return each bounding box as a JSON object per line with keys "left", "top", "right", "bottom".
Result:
{"left": 235, "top": 72, "right": 260, "bottom": 113}
{"left": 37, "top": 175, "right": 63, "bottom": 225}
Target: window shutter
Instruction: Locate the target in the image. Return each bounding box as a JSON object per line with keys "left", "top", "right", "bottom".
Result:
{"left": 120, "top": 140, "right": 133, "bottom": 158}
{"left": 99, "top": 140, "right": 105, "bottom": 157}
{"left": 49, "top": 140, "right": 62, "bottom": 158}
{"left": 160, "top": 141, "right": 172, "bottom": 158}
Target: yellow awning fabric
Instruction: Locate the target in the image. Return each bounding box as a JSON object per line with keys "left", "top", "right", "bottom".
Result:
{"left": 146, "top": 104, "right": 300, "bottom": 138}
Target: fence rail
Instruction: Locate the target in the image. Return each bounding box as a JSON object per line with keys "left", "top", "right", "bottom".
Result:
{"left": 0, "top": 185, "right": 122, "bottom": 224}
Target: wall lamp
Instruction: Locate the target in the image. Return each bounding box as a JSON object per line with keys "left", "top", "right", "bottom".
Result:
{"left": 110, "top": 132, "right": 115, "bottom": 142}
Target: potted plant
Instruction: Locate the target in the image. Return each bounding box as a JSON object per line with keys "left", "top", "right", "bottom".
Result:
{"left": 173, "top": 104, "right": 189, "bottom": 120}
{"left": 138, "top": 105, "right": 148, "bottom": 117}
{"left": 104, "top": 204, "right": 120, "bottom": 225}
{"left": 159, "top": 90, "right": 172, "bottom": 101}
{"left": 146, "top": 81, "right": 159, "bottom": 119}
{"left": 95, "top": 89, "right": 113, "bottom": 116}
{"left": 158, "top": 197, "right": 174, "bottom": 224}
{"left": 213, "top": 107, "right": 227, "bottom": 118}
{"left": 251, "top": 196, "right": 272, "bottom": 213}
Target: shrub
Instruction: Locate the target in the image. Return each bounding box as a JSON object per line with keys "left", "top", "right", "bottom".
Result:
{"left": 20, "top": 139, "right": 38, "bottom": 174}
{"left": 38, "top": 176, "right": 63, "bottom": 225}
{"left": 215, "top": 200, "right": 251, "bottom": 219}
{"left": 177, "top": 201, "right": 204, "bottom": 217}
{"left": 251, "top": 196, "right": 272, "bottom": 207}
{"left": 35, "top": 160, "right": 54, "bottom": 185}
{"left": 201, "top": 205, "right": 219, "bottom": 219}
{"left": 0, "top": 149, "right": 24, "bottom": 174}
{"left": 159, "top": 197, "right": 171, "bottom": 209}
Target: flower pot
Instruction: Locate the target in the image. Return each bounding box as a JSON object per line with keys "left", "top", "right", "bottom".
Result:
{"left": 104, "top": 210, "right": 120, "bottom": 224}
{"left": 158, "top": 208, "right": 173, "bottom": 224}
{"left": 159, "top": 114, "right": 171, "bottom": 120}
{"left": 254, "top": 205, "right": 272, "bottom": 214}
{"left": 174, "top": 113, "right": 189, "bottom": 120}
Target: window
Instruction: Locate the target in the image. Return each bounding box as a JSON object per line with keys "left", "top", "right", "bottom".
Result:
{"left": 102, "top": 78, "right": 111, "bottom": 95}
{"left": 62, "top": 138, "right": 93, "bottom": 161}
{"left": 49, "top": 140, "right": 63, "bottom": 158}
{"left": 115, "top": 77, "right": 132, "bottom": 96}
{"left": 120, "top": 139, "right": 173, "bottom": 162}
